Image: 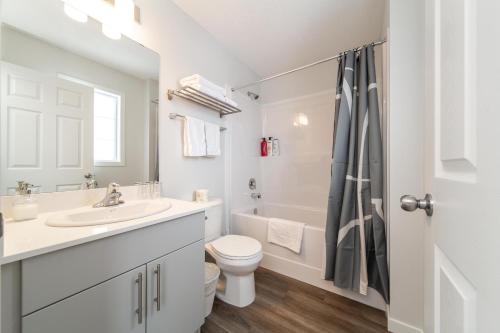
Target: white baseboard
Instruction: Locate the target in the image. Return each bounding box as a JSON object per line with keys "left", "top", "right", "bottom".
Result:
{"left": 388, "top": 317, "right": 423, "bottom": 333}
{"left": 260, "top": 251, "right": 387, "bottom": 311}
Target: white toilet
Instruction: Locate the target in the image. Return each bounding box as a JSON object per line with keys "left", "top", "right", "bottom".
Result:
{"left": 204, "top": 199, "right": 263, "bottom": 308}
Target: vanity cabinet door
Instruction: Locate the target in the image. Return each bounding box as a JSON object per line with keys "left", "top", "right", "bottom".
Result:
{"left": 22, "top": 265, "right": 147, "bottom": 333}
{"left": 146, "top": 240, "right": 205, "bottom": 333}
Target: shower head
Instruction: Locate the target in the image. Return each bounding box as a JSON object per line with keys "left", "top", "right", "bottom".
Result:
{"left": 247, "top": 91, "right": 260, "bottom": 100}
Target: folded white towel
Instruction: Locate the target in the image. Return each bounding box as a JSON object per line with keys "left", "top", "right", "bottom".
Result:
{"left": 267, "top": 218, "right": 305, "bottom": 254}
{"left": 183, "top": 116, "right": 206, "bottom": 157}
{"left": 180, "top": 74, "right": 202, "bottom": 84}
{"left": 179, "top": 75, "right": 240, "bottom": 108}
{"left": 180, "top": 74, "right": 226, "bottom": 97}
{"left": 205, "top": 122, "right": 221, "bottom": 157}
{"left": 182, "top": 83, "right": 226, "bottom": 102}
{"left": 181, "top": 74, "right": 219, "bottom": 90}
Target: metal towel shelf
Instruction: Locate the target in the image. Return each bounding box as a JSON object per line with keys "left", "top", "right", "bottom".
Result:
{"left": 167, "top": 86, "right": 241, "bottom": 118}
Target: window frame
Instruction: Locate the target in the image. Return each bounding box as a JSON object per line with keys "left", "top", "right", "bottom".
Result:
{"left": 93, "top": 88, "right": 126, "bottom": 167}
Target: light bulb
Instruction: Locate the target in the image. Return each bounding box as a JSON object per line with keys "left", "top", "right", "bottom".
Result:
{"left": 64, "top": 3, "right": 88, "bottom": 23}
{"left": 102, "top": 24, "right": 122, "bottom": 40}
{"left": 116, "top": 0, "right": 135, "bottom": 22}
{"left": 293, "top": 113, "right": 309, "bottom": 127}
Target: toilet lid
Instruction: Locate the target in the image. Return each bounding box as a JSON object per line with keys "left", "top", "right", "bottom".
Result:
{"left": 210, "top": 235, "right": 262, "bottom": 259}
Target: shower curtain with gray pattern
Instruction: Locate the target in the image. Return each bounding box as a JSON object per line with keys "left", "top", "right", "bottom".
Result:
{"left": 325, "top": 45, "right": 389, "bottom": 304}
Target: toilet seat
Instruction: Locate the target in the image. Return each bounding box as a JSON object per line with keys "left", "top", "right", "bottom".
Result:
{"left": 209, "top": 235, "right": 262, "bottom": 260}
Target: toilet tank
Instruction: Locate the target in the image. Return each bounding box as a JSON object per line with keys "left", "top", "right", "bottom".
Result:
{"left": 204, "top": 199, "right": 224, "bottom": 242}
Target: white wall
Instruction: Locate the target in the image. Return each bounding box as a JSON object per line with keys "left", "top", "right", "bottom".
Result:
{"left": 259, "top": 62, "right": 337, "bottom": 104}
{"left": 387, "top": 0, "right": 425, "bottom": 332}
{"left": 1, "top": 26, "right": 150, "bottom": 187}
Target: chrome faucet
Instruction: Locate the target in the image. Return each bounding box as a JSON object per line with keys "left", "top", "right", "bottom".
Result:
{"left": 83, "top": 173, "right": 98, "bottom": 189}
{"left": 93, "top": 183, "right": 124, "bottom": 208}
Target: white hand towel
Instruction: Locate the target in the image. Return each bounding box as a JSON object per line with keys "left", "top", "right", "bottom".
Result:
{"left": 205, "top": 122, "right": 221, "bottom": 157}
{"left": 267, "top": 218, "right": 305, "bottom": 254}
{"left": 183, "top": 116, "right": 206, "bottom": 157}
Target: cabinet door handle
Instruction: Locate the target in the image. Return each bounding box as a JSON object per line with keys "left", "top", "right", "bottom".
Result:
{"left": 135, "top": 273, "right": 143, "bottom": 324}
{"left": 154, "top": 264, "right": 161, "bottom": 311}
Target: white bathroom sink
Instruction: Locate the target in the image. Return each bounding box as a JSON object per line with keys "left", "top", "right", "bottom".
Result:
{"left": 46, "top": 199, "right": 172, "bottom": 227}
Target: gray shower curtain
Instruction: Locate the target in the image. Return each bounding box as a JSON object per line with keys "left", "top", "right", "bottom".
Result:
{"left": 325, "top": 45, "right": 389, "bottom": 304}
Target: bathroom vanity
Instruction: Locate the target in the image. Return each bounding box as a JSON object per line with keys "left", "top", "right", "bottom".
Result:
{"left": 0, "top": 198, "right": 206, "bottom": 333}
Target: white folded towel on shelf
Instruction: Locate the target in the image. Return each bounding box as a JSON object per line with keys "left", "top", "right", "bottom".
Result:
{"left": 184, "top": 83, "right": 226, "bottom": 102}
{"left": 267, "top": 218, "right": 305, "bottom": 254}
{"left": 183, "top": 116, "right": 206, "bottom": 157}
{"left": 205, "top": 122, "right": 221, "bottom": 157}
{"left": 179, "top": 74, "right": 238, "bottom": 108}
{"left": 180, "top": 74, "right": 226, "bottom": 96}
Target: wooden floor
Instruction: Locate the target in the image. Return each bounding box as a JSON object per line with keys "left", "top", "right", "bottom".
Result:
{"left": 202, "top": 268, "right": 388, "bottom": 333}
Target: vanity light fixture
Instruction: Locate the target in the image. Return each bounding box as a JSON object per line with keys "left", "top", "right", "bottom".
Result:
{"left": 115, "top": 0, "right": 135, "bottom": 23}
{"left": 105, "top": 0, "right": 141, "bottom": 23}
{"left": 102, "top": 24, "right": 122, "bottom": 40}
{"left": 63, "top": 3, "right": 88, "bottom": 23}
{"left": 61, "top": 0, "right": 140, "bottom": 40}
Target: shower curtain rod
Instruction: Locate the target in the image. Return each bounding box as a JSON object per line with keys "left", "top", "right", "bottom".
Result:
{"left": 231, "top": 39, "right": 386, "bottom": 91}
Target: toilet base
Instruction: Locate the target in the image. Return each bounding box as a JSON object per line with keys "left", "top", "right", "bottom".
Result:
{"left": 215, "top": 271, "right": 256, "bottom": 307}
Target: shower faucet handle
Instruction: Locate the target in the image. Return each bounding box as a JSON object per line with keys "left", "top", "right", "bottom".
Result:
{"left": 249, "top": 178, "right": 257, "bottom": 190}
{"left": 250, "top": 192, "right": 262, "bottom": 200}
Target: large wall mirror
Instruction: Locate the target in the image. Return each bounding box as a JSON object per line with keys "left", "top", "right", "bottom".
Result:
{"left": 0, "top": 0, "right": 160, "bottom": 195}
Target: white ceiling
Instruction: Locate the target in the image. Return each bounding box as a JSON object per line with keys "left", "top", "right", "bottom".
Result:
{"left": 172, "top": 0, "right": 386, "bottom": 77}
{"left": 1, "top": 0, "right": 159, "bottom": 79}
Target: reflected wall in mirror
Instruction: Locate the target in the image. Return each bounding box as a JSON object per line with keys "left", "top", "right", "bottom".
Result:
{"left": 0, "top": 0, "right": 160, "bottom": 195}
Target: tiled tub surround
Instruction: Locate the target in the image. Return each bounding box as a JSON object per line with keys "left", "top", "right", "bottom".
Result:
{"left": 260, "top": 90, "right": 335, "bottom": 209}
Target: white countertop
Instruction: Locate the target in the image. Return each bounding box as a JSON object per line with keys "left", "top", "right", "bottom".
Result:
{"left": 1, "top": 198, "right": 206, "bottom": 265}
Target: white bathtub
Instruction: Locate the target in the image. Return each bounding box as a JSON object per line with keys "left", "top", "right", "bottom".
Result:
{"left": 231, "top": 202, "right": 386, "bottom": 310}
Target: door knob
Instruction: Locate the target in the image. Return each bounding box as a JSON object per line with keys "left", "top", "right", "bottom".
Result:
{"left": 400, "top": 194, "right": 434, "bottom": 216}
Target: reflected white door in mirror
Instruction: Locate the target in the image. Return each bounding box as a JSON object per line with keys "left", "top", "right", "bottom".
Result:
{"left": 0, "top": 1, "right": 160, "bottom": 196}
{"left": 0, "top": 62, "right": 94, "bottom": 194}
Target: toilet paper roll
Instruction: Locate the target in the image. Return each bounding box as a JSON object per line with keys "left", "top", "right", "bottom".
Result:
{"left": 195, "top": 189, "right": 209, "bottom": 202}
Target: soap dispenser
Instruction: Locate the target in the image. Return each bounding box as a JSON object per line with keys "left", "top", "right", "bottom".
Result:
{"left": 12, "top": 181, "right": 39, "bottom": 221}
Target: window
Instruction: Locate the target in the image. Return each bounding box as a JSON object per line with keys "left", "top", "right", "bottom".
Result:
{"left": 94, "top": 89, "right": 122, "bottom": 165}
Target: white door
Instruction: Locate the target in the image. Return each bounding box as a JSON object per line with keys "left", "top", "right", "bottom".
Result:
{"left": 0, "top": 62, "right": 93, "bottom": 194}
{"left": 419, "top": 0, "right": 500, "bottom": 332}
